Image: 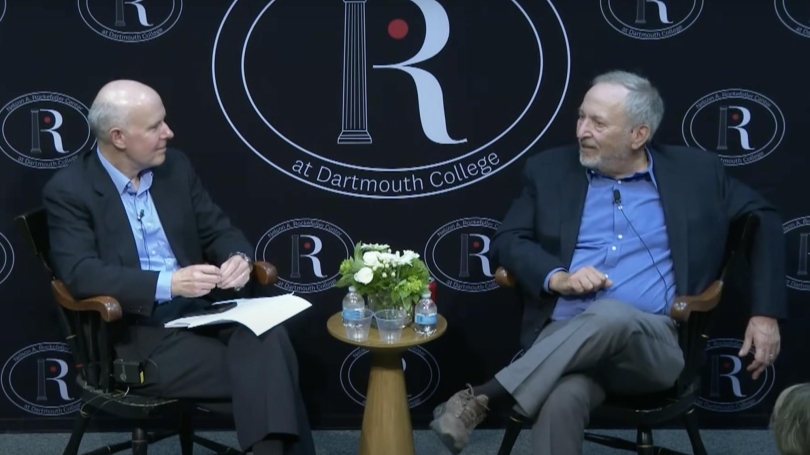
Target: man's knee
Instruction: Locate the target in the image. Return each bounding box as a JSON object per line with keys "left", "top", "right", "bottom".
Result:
{"left": 233, "top": 323, "right": 289, "bottom": 346}
{"left": 256, "top": 325, "right": 298, "bottom": 366}
{"left": 225, "top": 326, "right": 292, "bottom": 371}
{"left": 260, "top": 324, "right": 294, "bottom": 351}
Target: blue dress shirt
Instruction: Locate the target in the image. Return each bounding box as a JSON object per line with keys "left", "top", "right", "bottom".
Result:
{"left": 549, "top": 150, "right": 677, "bottom": 320}
{"left": 97, "top": 149, "right": 179, "bottom": 304}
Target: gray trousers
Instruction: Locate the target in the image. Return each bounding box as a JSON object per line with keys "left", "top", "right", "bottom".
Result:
{"left": 495, "top": 299, "right": 684, "bottom": 455}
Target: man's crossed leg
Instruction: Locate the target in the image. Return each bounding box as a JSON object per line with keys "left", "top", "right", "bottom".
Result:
{"left": 429, "top": 299, "right": 684, "bottom": 455}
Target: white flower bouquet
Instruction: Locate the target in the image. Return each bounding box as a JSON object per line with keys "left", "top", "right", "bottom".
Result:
{"left": 336, "top": 242, "right": 431, "bottom": 316}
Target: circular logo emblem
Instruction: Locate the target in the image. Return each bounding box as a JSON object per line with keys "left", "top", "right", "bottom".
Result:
{"left": 78, "top": 0, "right": 182, "bottom": 43}
{"left": 0, "top": 92, "right": 93, "bottom": 169}
{"left": 775, "top": 1, "right": 810, "bottom": 38}
{"left": 212, "top": 0, "right": 570, "bottom": 199}
{"left": 681, "top": 89, "right": 785, "bottom": 166}
{"left": 340, "top": 346, "right": 440, "bottom": 408}
{"left": 1, "top": 342, "right": 81, "bottom": 416}
{"left": 695, "top": 338, "right": 775, "bottom": 413}
{"left": 424, "top": 217, "right": 501, "bottom": 292}
{"left": 600, "top": 0, "right": 703, "bottom": 40}
{"left": 0, "top": 0, "right": 6, "bottom": 23}
{"left": 784, "top": 216, "right": 810, "bottom": 291}
{"left": 255, "top": 218, "right": 354, "bottom": 293}
{"left": 0, "top": 231, "right": 14, "bottom": 286}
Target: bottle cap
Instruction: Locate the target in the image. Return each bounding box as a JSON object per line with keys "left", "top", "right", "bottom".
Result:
{"left": 421, "top": 291, "right": 431, "bottom": 298}
{"left": 349, "top": 286, "right": 356, "bottom": 292}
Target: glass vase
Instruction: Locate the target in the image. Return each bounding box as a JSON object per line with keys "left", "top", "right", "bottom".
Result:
{"left": 367, "top": 291, "right": 413, "bottom": 328}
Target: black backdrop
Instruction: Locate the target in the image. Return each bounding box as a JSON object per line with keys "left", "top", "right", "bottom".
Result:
{"left": 0, "top": 0, "right": 808, "bottom": 433}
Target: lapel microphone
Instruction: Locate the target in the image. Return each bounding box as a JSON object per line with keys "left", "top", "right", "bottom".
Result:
{"left": 137, "top": 209, "right": 145, "bottom": 222}
{"left": 610, "top": 186, "right": 673, "bottom": 309}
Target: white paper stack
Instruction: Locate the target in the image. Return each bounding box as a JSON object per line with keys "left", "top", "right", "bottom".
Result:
{"left": 164, "top": 294, "right": 312, "bottom": 336}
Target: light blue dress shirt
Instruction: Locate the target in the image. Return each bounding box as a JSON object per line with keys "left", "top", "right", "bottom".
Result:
{"left": 97, "top": 149, "right": 179, "bottom": 304}
{"left": 549, "top": 150, "right": 677, "bottom": 320}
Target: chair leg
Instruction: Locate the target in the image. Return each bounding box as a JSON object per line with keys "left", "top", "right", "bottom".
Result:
{"left": 132, "top": 427, "right": 148, "bottom": 455}
{"left": 179, "top": 412, "right": 194, "bottom": 455}
{"left": 62, "top": 411, "right": 91, "bottom": 455}
{"left": 683, "top": 408, "right": 708, "bottom": 455}
{"left": 636, "top": 426, "right": 654, "bottom": 455}
{"left": 497, "top": 413, "right": 525, "bottom": 455}
{"left": 584, "top": 432, "right": 637, "bottom": 452}
{"left": 193, "top": 435, "right": 246, "bottom": 454}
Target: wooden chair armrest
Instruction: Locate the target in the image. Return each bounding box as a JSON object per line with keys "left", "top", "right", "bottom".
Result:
{"left": 496, "top": 266, "right": 724, "bottom": 324}
{"left": 669, "top": 280, "right": 724, "bottom": 323}
{"left": 50, "top": 280, "right": 123, "bottom": 322}
{"left": 253, "top": 261, "right": 278, "bottom": 285}
{"left": 495, "top": 266, "right": 517, "bottom": 288}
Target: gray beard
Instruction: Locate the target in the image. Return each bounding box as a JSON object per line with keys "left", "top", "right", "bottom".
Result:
{"left": 579, "top": 150, "right": 637, "bottom": 176}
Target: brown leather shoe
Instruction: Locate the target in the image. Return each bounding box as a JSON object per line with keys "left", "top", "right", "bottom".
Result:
{"left": 429, "top": 384, "right": 489, "bottom": 454}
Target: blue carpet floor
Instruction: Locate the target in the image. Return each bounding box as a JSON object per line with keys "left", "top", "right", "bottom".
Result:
{"left": 0, "top": 429, "right": 781, "bottom": 454}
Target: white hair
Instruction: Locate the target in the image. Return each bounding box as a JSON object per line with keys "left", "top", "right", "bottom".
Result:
{"left": 770, "top": 383, "right": 810, "bottom": 455}
{"left": 87, "top": 99, "right": 129, "bottom": 143}
{"left": 592, "top": 70, "right": 664, "bottom": 140}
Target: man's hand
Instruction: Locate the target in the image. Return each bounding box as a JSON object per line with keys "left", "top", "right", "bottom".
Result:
{"left": 170, "top": 265, "right": 221, "bottom": 298}
{"left": 738, "top": 316, "right": 781, "bottom": 380}
{"left": 218, "top": 255, "right": 251, "bottom": 290}
{"left": 549, "top": 266, "right": 613, "bottom": 295}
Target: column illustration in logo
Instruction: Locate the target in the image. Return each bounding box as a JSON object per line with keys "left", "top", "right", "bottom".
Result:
{"left": 340, "top": 346, "right": 440, "bottom": 408}
{"left": 695, "top": 338, "right": 775, "bottom": 412}
{"left": 425, "top": 217, "right": 500, "bottom": 292}
{"left": 0, "top": 92, "right": 94, "bottom": 169}
{"left": 784, "top": 216, "right": 810, "bottom": 291}
{"left": 37, "top": 358, "right": 73, "bottom": 402}
{"left": 255, "top": 218, "right": 354, "bottom": 293}
{"left": 682, "top": 89, "right": 785, "bottom": 166}
{"left": 600, "top": 0, "right": 703, "bottom": 40}
{"left": 337, "top": 0, "right": 372, "bottom": 145}
{"left": 715, "top": 106, "right": 754, "bottom": 153}
{"left": 775, "top": 1, "right": 810, "bottom": 38}
{"left": 0, "top": 232, "right": 14, "bottom": 286}
{"left": 212, "top": 0, "right": 570, "bottom": 199}
{"left": 289, "top": 234, "right": 327, "bottom": 279}
{"left": 30, "top": 108, "right": 70, "bottom": 156}
{"left": 635, "top": 0, "right": 672, "bottom": 25}
{"left": 78, "top": 0, "right": 183, "bottom": 43}
{"left": 115, "top": 0, "right": 152, "bottom": 27}
{"left": 1, "top": 342, "right": 81, "bottom": 416}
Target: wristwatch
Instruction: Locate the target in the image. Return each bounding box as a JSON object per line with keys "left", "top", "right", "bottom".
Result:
{"left": 230, "top": 251, "right": 254, "bottom": 272}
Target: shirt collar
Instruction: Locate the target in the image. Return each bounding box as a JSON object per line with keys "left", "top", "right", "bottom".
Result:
{"left": 97, "top": 148, "right": 153, "bottom": 195}
{"left": 585, "top": 147, "right": 658, "bottom": 189}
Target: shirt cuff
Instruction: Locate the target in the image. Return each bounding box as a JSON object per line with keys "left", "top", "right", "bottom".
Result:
{"left": 544, "top": 268, "right": 567, "bottom": 293}
{"left": 156, "top": 271, "right": 174, "bottom": 303}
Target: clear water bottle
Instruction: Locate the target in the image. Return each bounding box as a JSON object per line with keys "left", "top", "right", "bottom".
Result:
{"left": 342, "top": 286, "right": 365, "bottom": 325}
{"left": 414, "top": 291, "right": 437, "bottom": 335}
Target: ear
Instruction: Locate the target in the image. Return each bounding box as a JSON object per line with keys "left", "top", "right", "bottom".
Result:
{"left": 109, "top": 128, "right": 126, "bottom": 149}
{"left": 630, "top": 125, "right": 650, "bottom": 150}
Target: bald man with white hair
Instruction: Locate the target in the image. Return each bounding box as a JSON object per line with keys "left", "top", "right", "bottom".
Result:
{"left": 42, "top": 80, "right": 315, "bottom": 455}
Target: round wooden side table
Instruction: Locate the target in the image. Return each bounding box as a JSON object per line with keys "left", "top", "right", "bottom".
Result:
{"left": 327, "top": 312, "right": 447, "bottom": 455}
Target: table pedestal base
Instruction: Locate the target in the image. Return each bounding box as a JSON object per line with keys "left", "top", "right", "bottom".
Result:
{"left": 359, "top": 349, "right": 414, "bottom": 455}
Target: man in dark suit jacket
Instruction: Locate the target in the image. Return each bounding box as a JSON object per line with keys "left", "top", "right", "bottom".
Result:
{"left": 430, "top": 71, "right": 786, "bottom": 455}
{"left": 42, "top": 80, "right": 315, "bottom": 455}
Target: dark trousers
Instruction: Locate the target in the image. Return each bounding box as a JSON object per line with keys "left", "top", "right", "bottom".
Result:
{"left": 123, "top": 298, "right": 315, "bottom": 454}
